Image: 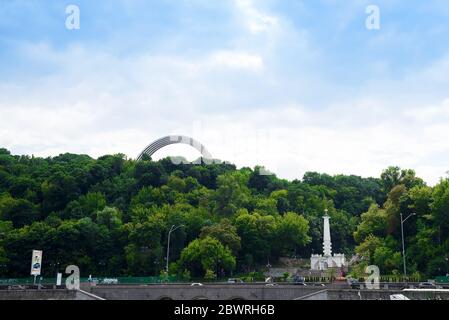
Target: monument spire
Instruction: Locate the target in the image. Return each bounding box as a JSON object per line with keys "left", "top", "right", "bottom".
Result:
{"left": 322, "top": 209, "right": 332, "bottom": 257}
{"left": 311, "top": 208, "right": 346, "bottom": 271}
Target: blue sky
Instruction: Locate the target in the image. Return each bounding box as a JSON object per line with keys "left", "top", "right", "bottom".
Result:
{"left": 1, "top": 0, "right": 449, "bottom": 184}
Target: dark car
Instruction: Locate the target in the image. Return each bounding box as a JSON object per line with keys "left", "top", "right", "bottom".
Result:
{"left": 293, "top": 282, "right": 308, "bottom": 286}
{"left": 292, "top": 275, "right": 306, "bottom": 285}
{"left": 227, "top": 278, "right": 244, "bottom": 284}
{"left": 347, "top": 278, "right": 361, "bottom": 289}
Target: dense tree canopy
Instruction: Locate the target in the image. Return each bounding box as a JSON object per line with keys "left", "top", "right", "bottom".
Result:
{"left": 0, "top": 148, "right": 447, "bottom": 279}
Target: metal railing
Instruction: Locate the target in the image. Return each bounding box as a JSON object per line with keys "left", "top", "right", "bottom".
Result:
{"left": 0, "top": 276, "right": 181, "bottom": 286}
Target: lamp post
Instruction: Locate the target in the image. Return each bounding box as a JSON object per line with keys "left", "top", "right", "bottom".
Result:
{"left": 400, "top": 212, "right": 416, "bottom": 279}
{"left": 166, "top": 224, "right": 184, "bottom": 273}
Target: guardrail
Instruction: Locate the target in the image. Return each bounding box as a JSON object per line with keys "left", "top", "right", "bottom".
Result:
{"left": 0, "top": 276, "right": 182, "bottom": 286}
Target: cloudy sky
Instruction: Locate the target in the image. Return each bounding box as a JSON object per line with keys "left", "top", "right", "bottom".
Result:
{"left": 1, "top": 0, "right": 449, "bottom": 184}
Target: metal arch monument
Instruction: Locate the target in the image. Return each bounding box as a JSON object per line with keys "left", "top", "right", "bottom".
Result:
{"left": 137, "top": 135, "right": 213, "bottom": 161}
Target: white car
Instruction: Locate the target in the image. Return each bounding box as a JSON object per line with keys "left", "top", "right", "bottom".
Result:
{"left": 102, "top": 278, "right": 118, "bottom": 285}
{"left": 191, "top": 283, "right": 203, "bottom": 286}
{"left": 390, "top": 294, "right": 410, "bottom": 300}
{"left": 265, "top": 283, "right": 278, "bottom": 287}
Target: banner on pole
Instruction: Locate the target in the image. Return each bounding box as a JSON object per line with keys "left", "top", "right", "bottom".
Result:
{"left": 57, "top": 273, "right": 62, "bottom": 286}
{"left": 30, "top": 250, "right": 43, "bottom": 276}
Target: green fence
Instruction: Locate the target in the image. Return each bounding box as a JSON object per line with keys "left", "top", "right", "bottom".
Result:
{"left": 436, "top": 276, "right": 449, "bottom": 284}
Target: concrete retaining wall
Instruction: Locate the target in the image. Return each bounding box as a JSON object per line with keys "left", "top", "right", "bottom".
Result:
{"left": 327, "top": 289, "right": 449, "bottom": 300}
{"left": 89, "top": 284, "right": 324, "bottom": 300}
{"left": 0, "top": 289, "right": 77, "bottom": 300}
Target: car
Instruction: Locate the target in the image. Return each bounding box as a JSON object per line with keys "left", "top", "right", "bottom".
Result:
{"left": 102, "top": 278, "right": 118, "bottom": 285}
{"left": 347, "top": 278, "right": 360, "bottom": 289}
{"left": 390, "top": 294, "right": 410, "bottom": 300}
{"left": 292, "top": 275, "right": 305, "bottom": 285}
{"left": 227, "top": 278, "right": 244, "bottom": 284}
{"left": 8, "top": 285, "right": 26, "bottom": 290}
{"left": 191, "top": 283, "right": 203, "bottom": 286}
{"left": 311, "top": 283, "right": 326, "bottom": 287}
{"left": 293, "top": 282, "right": 307, "bottom": 286}
{"left": 265, "top": 283, "right": 278, "bottom": 287}
{"left": 418, "top": 282, "right": 436, "bottom": 289}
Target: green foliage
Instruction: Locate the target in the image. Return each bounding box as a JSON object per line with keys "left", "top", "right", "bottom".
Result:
{"left": 0, "top": 194, "right": 39, "bottom": 228}
{"left": 182, "top": 269, "right": 191, "bottom": 281}
{"left": 64, "top": 192, "right": 106, "bottom": 220}
{"left": 353, "top": 204, "right": 388, "bottom": 243}
{"left": 355, "top": 235, "right": 383, "bottom": 264}
{"left": 431, "top": 179, "right": 449, "bottom": 238}
{"left": 0, "top": 148, "right": 446, "bottom": 278}
{"left": 200, "top": 219, "right": 241, "bottom": 254}
{"left": 235, "top": 211, "right": 276, "bottom": 265}
{"left": 213, "top": 172, "right": 250, "bottom": 216}
{"left": 381, "top": 166, "right": 424, "bottom": 193}
{"left": 204, "top": 269, "right": 217, "bottom": 280}
{"left": 177, "top": 237, "right": 236, "bottom": 277}
{"left": 274, "top": 212, "right": 311, "bottom": 256}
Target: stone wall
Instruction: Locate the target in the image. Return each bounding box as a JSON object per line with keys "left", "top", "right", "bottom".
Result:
{"left": 89, "top": 284, "right": 323, "bottom": 300}
{"left": 327, "top": 289, "right": 449, "bottom": 300}
{"left": 0, "top": 289, "right": 77, "bottom": 300}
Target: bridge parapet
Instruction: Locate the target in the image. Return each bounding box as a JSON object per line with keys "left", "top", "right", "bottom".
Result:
{"left": 89, "top": 284, "right": 324, "bottom": 300}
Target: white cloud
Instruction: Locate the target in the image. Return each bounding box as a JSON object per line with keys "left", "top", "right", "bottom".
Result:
{"left": 404, "top": 99, "right": 449, "bottom": 122}
{"left": 233, "top": 0, "right": 279, "bottom": 34}
{"left": 2, "top": 2, "right": 449, "bottom": 187}
{"left": 2, "top": 39, "right": 449, "bottom": 186}
{"left": 207, "top": 51, "right": 263, "bottom": 71}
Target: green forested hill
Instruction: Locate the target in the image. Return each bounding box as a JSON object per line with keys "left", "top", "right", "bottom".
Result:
{"left": 0, "top": 148, "right": 448, "bottom": 279}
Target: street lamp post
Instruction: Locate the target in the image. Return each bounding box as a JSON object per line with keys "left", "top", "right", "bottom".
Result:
{"left": 166, "top": 225, "right": 184, "bottom": 273}
{"left": 400, "top": 212, "right": 416, "bottom": 279}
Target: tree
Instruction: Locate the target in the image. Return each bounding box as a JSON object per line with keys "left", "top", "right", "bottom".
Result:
{"left": 381, "top": 166, "right": 424, "bottom": 193}
{"left": 63, "top": 192, "right": 106, "bottom": 220}
{"left": 41, "top": 171, "right": 80, "bottom": 215}
{"left": 204, "top": 269, "right": 217, "bottom": 280}
{"left": 431, "top": 179, "right": 449, "bottom": 240}
{"left": 235, "top": 211, "right": 276, "bottom": 265}
{"left": 213, "top": 172, "right": 250, "bottom": 216}
{"left": 134, "top": 161, "right": 168, "bottom": 188}
{"left": 0, "top": 221, "right": 12, "bottom": 275}
{"left": 328, "top": 209, "right": 357, "bottom": 254}
{"left": 200, "top": 219, "right": 241, "bottom": 255}
{"left": 248, "top": 166, "right": 274, "bottom": 193}
{"left": 373, "top": 246, "right": 402, "bottom": 273}
{"left": 177, "top": 237, "right": 236, "bottom": 277}
{"left": 355, "top": 235, "right": 383, "bottom": 264}
{"left": 0, "top": 147, "right": 443, "bottom": 278}
{"left": 353, "top": 204, "right": 388, "bottom": 243}
{"left": 270, "top": 189, "right": 289, "bottom": 214}
{"left": 96, "top": 207, "right": 122, "bottom": 230}
{"left": 0, "top": 194, "right": 40, "bottom": 228}
{"left": 408, "top": 185, "right": 432, "bottom": 216}
{"left": 274, "top": 212, "right": 311, "bottom": 256}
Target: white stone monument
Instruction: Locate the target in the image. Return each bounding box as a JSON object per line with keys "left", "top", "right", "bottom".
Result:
{"left": 310, "top": 209, "right": 346, "bottom": 270}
